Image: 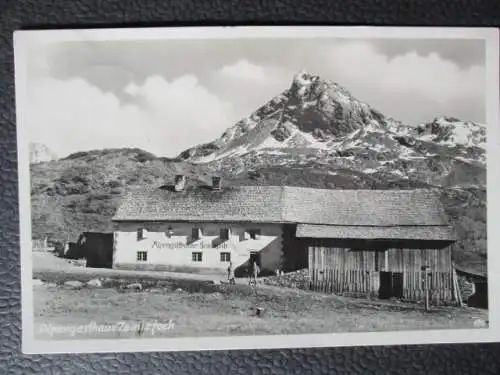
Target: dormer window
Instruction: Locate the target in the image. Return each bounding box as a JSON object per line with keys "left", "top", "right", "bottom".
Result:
{"left": 220, "top": 228, "right": 229, "bottom": 241}
{"left": 192, "top": 227, "right": 201, "bottom": 241}
{"left": 166, "top": 226, "right": 174, "bottom": 238}
{"left": 137, "top": 228, "right": 147, "bottom": 241}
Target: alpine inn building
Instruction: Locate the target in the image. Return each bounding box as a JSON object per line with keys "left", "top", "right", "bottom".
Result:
{"left": 112, "top": 175, "right": 458, "bottom": 302}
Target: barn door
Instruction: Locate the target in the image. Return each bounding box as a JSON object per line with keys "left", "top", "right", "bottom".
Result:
{"left": 379, "top": 272, "right": 392, "bottom": 299}
{"left": 392, "top": 272, "right": 404, "bottom": 298}
{"left": 379, "top": 271, "right": 404, "bottom": 299}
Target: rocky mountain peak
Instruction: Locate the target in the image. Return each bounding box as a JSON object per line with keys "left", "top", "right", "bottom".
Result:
{"left": 180, "top": 72, "right": 394, "bottom": 163}
{"left": 290, "top": 71, "right": 320, "bottom": 96}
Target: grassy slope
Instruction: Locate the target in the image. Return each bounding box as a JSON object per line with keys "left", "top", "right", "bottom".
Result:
{"left": 30, "top": 148, "right": 486, "bottom": 274}
{"left": 30, "top": 149, "right": 209, "bottom": 241}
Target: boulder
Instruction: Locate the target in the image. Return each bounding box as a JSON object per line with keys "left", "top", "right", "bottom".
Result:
{"left": 255, "top": 307, "right": 265, "bottom": 317}
{"left": 86, "top": 278, "right": 102, "bottom": 288}
{"left": 125, "top": 283, "right": 142, "bottom": 291}
{"left": 64, "top": 280, "right": 84, "bottom": 289}
{"left": 473, "top": 318, "right": 487, "bottom": 328}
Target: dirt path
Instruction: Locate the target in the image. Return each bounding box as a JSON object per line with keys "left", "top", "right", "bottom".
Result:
{"left": 33, "top": 253, "right": 269, "bottom": 286}
{"left": 33, "top": 253, "right": 226, "bottom": 283}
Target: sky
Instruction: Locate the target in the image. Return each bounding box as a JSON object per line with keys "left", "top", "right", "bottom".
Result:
{"left": 23, "top": 37, "right": 486, "bottom": 158}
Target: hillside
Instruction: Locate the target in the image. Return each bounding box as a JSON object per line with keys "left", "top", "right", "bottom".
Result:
{"left": 30, "top": 148, "right": 208, "bottom": 241}
{"left": 29, "top": 72, "right": 487, "bottom": 274}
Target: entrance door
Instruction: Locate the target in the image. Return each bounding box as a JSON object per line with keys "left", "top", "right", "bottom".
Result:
{"left": 379, "top": 272, "right": 404, "bottom": 299}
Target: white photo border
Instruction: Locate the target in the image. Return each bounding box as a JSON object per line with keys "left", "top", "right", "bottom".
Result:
{"left": 14, "top": 25, "right": 500, "bottom": 354}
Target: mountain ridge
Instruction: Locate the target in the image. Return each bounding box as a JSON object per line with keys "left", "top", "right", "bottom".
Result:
{"left": 178, "top": 72, "right": 485, "bottom": 168}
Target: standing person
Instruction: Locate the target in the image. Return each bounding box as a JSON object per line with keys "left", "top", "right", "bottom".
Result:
{"left": 248, "top": 261, "right": 254, "bottom": 286}
{"left": 253, "top": 261, "right": 260, "bottom": 286}
{"left": 227, "top": 261, "right": 235, "bottom": 285}
{"left": 249, "top": 260, "right": 260, "bottom": 286}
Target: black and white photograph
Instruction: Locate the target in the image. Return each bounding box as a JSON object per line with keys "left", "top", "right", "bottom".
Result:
{"left": 14, "top": 26, "right": 499, "bottom": 354}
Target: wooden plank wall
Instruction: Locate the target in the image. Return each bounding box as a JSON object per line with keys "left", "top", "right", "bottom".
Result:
{"left": 308, "top": 246, "right": 454, "bottom": 302}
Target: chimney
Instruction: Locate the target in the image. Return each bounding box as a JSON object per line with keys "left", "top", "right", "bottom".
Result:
{"left": 212, "top": 176, "right": 222, "bottom": 190}
{"left": 174, "top": 174, "right": 186, "bottom": 192}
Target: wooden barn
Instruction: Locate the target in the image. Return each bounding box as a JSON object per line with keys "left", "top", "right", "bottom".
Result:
{"left": 295, "top": 190, "right": 457, "bottom": 303}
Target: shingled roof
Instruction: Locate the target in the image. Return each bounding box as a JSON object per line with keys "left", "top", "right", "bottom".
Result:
{"left": 295, "top": 224, "right": 455, "bottom": 241}
{"left": 114, "top": 185, "right": 285, "bottom": 223}
{"left": 113, "top": 185, "right": 451, "bottom": 231}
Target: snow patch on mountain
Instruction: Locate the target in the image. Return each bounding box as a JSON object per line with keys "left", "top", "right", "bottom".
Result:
{"left": 415, "top": 116, "right": 486, "bottom": 149}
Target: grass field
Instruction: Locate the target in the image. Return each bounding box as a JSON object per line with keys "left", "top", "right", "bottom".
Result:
{"left": 33, "top": 278, "right": 488, "bottom": 340}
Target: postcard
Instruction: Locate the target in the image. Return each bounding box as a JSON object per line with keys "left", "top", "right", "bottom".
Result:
{"left": 14, "top": 26, "right": 499, "bottom": 354}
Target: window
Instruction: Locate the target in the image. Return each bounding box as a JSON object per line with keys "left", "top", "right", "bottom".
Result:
{"left": 192, "top": 227, "right": 201, "bottom": 240}
{"left": 220, "top": 252, "right": 231, "bottom": 262}
{"left": 220, "top": 228, "right": 230, "bottom": 241}
{"left": 249, "top": 229, "right": 261, "bottom": 240}
{"left": 137, "top": 228, "right": 146, "bottom": 241}
{"left": 192, "top": 252, "right": 202, "bottom": 262}
{"left": 136, "top": 251, "right": 147, "bottom": 262}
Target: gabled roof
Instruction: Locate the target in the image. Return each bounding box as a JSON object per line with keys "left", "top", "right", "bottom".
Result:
{"left": 113, "top": 185, "right": 451, "bottom": 228}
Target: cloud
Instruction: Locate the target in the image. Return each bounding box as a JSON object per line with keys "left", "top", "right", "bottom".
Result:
{"left": 208, "top": 48, "right": 485, "bottom": 127}
{"left": 26, "top": 75, "right": 237, "bottom": 158}
{"left": 212, "top": 59, "right": 293, "bottom": 115}
{"left": 320, "top": 42, "right": 485, "bottom": 124}
{"left": 217, "top": 59, "right": 268, "bottom": 82}
{"left": 327, "top": 43, "right": 484, "bottom": 102}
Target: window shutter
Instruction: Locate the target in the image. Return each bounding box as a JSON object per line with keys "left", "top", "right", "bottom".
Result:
{"left": 220, "top": 228, "right": 230, "bottom": 240}
{"left": 137, "top": 228, "right": 147, "bottom": 241}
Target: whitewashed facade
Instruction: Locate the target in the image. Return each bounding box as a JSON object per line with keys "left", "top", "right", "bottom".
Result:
{"left": 113, "top": 221, "right": 283, "bottom": 274}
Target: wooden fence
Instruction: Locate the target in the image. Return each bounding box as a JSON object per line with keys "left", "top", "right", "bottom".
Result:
{"left": 32, "top": 237, "right": 54, "bottom": 252}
